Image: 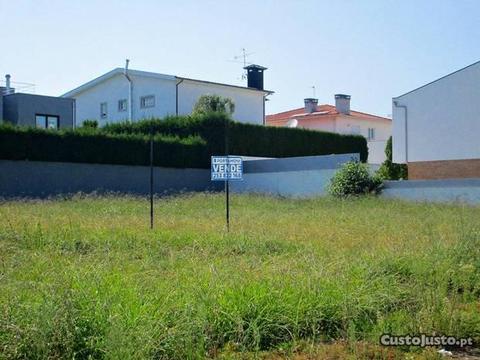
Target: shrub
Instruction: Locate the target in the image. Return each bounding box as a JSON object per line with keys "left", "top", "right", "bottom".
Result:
{"left": 0, "top": 114, "right": 369, "bottom": 168}
{"left": 103, "top": 113, "right": 369, "bottom": 162}
{"left": 328, "top": 161, "right": 383, "bottom": 197}
{"left": 377, "top": 136, "right": 408, "bottom": 180}
{"left": 81, "top": 119, "right": 99, "bottom": 129}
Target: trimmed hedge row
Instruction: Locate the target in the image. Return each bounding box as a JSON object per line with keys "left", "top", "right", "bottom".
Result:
{"left": 0, "top": 114, "right": 368, "bottom": 168}
{"left": 103, "top": 113, "right": 369, "bottom": 162}
{"left": 0, "top": 125, "right": 208, "bottom": 168}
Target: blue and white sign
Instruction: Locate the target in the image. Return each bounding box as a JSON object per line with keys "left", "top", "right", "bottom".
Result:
{"left": 211, "top": 156, "right": 243, "bottom": 181}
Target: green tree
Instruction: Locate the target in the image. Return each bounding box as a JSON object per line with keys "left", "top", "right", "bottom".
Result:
{"left": 192, "top": 95, "right": 235, "bottom": 116}
{"left": 377, "top": 136, "right": 408, "bottom": 180}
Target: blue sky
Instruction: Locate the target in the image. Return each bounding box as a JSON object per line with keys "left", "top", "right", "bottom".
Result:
{"left": 1, "top": 0, "right": 479, "bottom": 117}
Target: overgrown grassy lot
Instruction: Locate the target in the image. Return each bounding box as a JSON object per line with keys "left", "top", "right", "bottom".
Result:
{"left": 1, "top": 194, "right": 479, "bottom": 359}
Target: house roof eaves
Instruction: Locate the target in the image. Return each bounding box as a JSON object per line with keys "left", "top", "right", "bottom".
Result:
{"left": 176, "top": 76, "right": 274, "bottom": 95}
{"left": 62, "top": 67, "right": 273, "bottom": 98}
{"left": 62, "top": 68, "right": 175, "bottom": 98}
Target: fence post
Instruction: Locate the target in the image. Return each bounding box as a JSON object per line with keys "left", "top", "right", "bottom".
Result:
{"left": 150, "top": 124, "right": 154, "bottom": 229}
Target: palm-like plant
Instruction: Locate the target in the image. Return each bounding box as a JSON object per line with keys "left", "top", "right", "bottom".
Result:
{"left": 192, "top": 95, "right": 235, "bottom": 116}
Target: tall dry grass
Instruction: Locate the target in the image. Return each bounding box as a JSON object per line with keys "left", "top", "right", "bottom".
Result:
{"left": 0, "top": 194, "right": 479, "bottom": 359}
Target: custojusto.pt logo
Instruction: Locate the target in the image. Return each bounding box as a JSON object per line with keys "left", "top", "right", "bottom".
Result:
{"left": 380, "top": 334, "right": 473, "bottom": 348}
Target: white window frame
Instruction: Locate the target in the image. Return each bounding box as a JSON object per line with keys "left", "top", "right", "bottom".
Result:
{"left": 140, "top": 95, "right": 155, "bottom": 109}
{"left": 368, "top": 128, "right": 376, "bottom": 140}
{"left": 100, "top": 102, "right": 108, "bottom": 119}
{"left": 118, "top": 99, "right": 128, "bottom": 112}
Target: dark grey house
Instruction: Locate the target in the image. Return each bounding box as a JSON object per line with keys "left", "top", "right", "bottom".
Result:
{"left": 1, "top": 75, "right": 75, "bottom": 129}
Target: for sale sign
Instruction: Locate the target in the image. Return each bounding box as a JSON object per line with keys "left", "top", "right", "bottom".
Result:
{"left": 211, "top": 156, "right": 243, "bottom": 181}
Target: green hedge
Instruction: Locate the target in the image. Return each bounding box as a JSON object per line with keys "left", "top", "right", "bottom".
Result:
{"left": 103, "top": 113, "right": 369, "bottom": 162}
{"left": 0, "top": 125, "right": 208, "bottom": 168}
{"left": 377, "top": 136, "right": 408, "bottom": 180}
{"left": 0, "top": 114, "right": 368, "bottom": 168}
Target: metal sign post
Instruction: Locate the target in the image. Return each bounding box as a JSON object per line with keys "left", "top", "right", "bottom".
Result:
{"left": 149, "top": 126, "right": 154, "bottom": 230}
{"left": 211, "top": 156, "right": 243, "bottom": 231}
{"left": 225, "top": 177, "right": 230, "bottom": 230}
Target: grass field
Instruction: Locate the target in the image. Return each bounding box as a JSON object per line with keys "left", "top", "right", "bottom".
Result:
{"left": 1, "top": 193, "right": 479, "bottom": 359}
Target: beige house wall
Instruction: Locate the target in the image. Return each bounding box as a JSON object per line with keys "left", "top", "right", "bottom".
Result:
{"left": 335, "top": 115, "right": 391, "bottom": 164}
{"left": 296, "top": 117, "right": 336, "bottom": 133}
{"left": 298, "top": 115, "right": 391, "bottom": 164}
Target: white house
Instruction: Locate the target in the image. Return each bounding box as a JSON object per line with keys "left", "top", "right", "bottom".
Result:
{"left": 62, "top": 64, "right": 272, "bottom": 126}
{"left": 266, "top": 95, "right": 392, "bottom": 164}
{"left": 392, "top": 60, "right": 480, "bottom": 179}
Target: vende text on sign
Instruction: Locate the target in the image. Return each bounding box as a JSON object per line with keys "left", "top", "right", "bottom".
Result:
{"left": 211, "top": 156, "right": 243, "bottom": 181}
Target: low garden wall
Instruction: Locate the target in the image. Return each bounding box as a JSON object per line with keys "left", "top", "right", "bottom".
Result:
{"left": 0, "top": 160, "right": 220, "bottom": 198}
{"left": 381, "top": 178, "right": 480, "bottom": 204}
{"left": 231, "top": 153, "right": 358, "bottom": 197}
{"left": 0, "top": 154, "right": 357, "bottom": 199}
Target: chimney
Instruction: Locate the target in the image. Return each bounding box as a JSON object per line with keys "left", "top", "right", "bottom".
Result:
{"left": 335, "top": 94, "right": 351, "bottom": 114}
{"left": 304, "top": 98, "right": 318, "bottom": 113}
{"left": 244, "top": 64, "right": 267, "bottom": 91}
{"left": 5, "top": 74, "right": 11, "bottom": 95}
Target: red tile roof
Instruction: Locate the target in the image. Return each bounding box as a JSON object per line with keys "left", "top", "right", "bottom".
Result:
{"left": 266, "top": 104, "right": 391, "bottom": 124}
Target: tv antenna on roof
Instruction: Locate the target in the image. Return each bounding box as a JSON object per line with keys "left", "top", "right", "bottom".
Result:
{"left": 234, "top": 48, "right": 254, "bottom": 67}
{"left": 311, "top": 86, "right": 316, "bottom": 98}
{"left": 228, "top": 48, "right": 254, "bottom": 80}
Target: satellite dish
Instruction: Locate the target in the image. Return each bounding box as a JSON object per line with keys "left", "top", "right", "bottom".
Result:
{"left": 286, "top": 119, "right": 298, "bottom": 128}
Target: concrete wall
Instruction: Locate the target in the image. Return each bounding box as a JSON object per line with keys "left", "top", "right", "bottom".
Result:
{"left": 393, "top": 61, "right": 480, "bottom": 164}
{"left": 2, "top": 93, "right": 75, "bottom": 128}
{"left": 0, "top": 93, "right": 3, "bottom": 121}
{"left": 230, "top": 153, "right": 358, "bottom": 197}
{"left": 381, "top": 178, "right": 480, "bottom": 204}
{"left": 2, "top": 94, "right": 18, "bottom": 124}
{"left": 0, "top": 160, "right": 220, "bottom": 198}
{"left": 0, "top": 154, "right": 355, "bottom": 199}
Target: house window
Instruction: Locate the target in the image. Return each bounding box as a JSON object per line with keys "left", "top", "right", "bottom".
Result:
{"left": 35, "top": 114, "right": 59, "bottom": 130}
{"left": 118, "top": 99, "right": 128, "bottom": 112}
{"left": 140, "top": 95, "right": 155, "bottom": 108}
{"left": 368, "top": 128, "right": 376, "bottom": 140}
{"left": 350, "top": 125, "right": 361, "bottom": 135}
{"left": 100, "top": 102, "right": 108, "bottom": 119}
{"left": 35, "top": 115, "right": 45, "bottom": 128}
{"left": 47, "top": 116, "right": 59, "bottom": 129}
